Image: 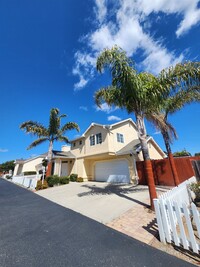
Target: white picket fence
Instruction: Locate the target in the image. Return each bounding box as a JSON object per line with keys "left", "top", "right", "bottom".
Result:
{"left": 12, "top": 174, "right": 41, "bottom": 190}
{"left": 154, "top": 176, "right": 200, "bottom": 254}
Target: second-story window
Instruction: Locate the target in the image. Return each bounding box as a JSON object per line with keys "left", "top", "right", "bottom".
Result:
{"left": 90, "top": 135, "right": 95, "bottom": 146}
{"left": 96, "top": 133, "right": 102, "bottom": 144}
{"left": 117, "top": 133, "right": 124, "bottom": 143}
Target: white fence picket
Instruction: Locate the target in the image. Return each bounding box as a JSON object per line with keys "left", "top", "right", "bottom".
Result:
{"left": 174, "top": 201, "right": 189, "bottom": 250}
{"left": 191, "top": 203, "right": 200, "bottom": 239}
{"left": 182, "top": 203, "right": 199, "bottom": 254}
{"left": 166, "top": 200, "right": 179, "bottom": 246}
{"left": 154, "top": 176, "right": 200, "bottom": 254}
{"left": 154, "top": 199, "right": 166, "bottom": 243}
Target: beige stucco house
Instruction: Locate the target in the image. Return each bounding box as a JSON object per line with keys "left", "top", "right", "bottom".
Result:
{"left": 14, "top": 118, "right": 166, "bottom": 184}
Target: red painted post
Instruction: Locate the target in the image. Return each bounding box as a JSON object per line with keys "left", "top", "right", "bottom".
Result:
{"left": 144, "top": 159, "right": 157, "bottom": 210}
{"left": 46, "top": 162, "right": 52, "bottom": 177}
{"left": 168, "top": 153, "right": 180, "bottom": 186}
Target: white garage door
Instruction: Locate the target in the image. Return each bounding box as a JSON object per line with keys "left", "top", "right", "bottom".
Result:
{"left": 95, "top": 159, "right": 130, "bottom": 183}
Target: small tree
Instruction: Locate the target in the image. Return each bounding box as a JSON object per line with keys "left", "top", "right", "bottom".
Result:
{"left": 20, "top": 108, "right": 79, "bottom": 175}
{"left": 173, "top": 149, "right": 191, "bottom": 157}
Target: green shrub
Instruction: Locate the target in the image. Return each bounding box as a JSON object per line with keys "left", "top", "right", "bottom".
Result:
{"left": 77, "top": 177, "right": 84, "bottom": 182}
{"left": 70, "top": 173, "right": 78, "bottom": 182}
{"left": 190, "top": 182, "right": 200, "bottom": 200}
{"left": 59, "top": 176, "right": 70, "bottom": 184}
{"left": 36, "top": 180, "right": 48, "bottom": 190}
{"left": 46, "top": 175, "right": 60, "bottom": 187}
{"left": 24, "top": 171, "right": 37, "bottom": 176}
{"left": 5, "top": 175, "right": 12, "bottom": 179}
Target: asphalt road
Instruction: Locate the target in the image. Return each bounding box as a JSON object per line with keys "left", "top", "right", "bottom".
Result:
{"left": 0, "top": 179, "right": 195, "bottom": 267}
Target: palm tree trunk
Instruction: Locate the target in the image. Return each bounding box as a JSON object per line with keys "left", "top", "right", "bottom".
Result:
{"left": 162, "top": 131, "right": 180, "bottom": 186}
{"left": 136, "top": 115, "right": 157, "bottom": 209}
{"left": 46, "top": 140, "right": 53, "bottom": 177}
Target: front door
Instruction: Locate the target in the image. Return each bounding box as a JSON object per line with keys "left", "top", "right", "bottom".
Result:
{"left": 61, "top": 161, "right": 68, "bottom": 177}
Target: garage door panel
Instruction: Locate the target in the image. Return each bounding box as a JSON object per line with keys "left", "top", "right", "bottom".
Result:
{"left": 95, "top": 160, "right": 130, "bottom": 183}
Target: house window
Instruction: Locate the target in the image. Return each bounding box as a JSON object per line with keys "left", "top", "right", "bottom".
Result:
{"left": 96, "top": 133, "right": 102, "bottom": 144}
{"left": 73, "top": 142, "right": 76, "bottom": 147}
{"left": 79, "top": 140, "right": 82, "bottom": 145}
{"left": 117, "top": 133, "right": 124, "bottom": 143}
{"left": 90, "top": 135, "right": 95, "bottom": 146}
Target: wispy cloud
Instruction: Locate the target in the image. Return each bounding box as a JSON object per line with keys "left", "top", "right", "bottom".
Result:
{"left": 79, "top": 106, "right": 88, "bottom": 111}
{"left": 0, "top": 148, "right": 8, "bottom": 152}
{"left": 153, "top": 130, "right": 161, "bottom": 135}
{"left": 107, "top": 115, "right": 121, "bottom": 121}
{"left": 95, "top": 103, "right": 119, "bottom": 114}
{"left": 73, "top": 0, "right": 200, "bottom": 89}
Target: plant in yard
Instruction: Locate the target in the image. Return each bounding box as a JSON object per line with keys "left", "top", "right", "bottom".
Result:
{"left": 147, "top": 65, "right": 200, "bottom": 185}
{"left": 20, "top": 108, "right": 79, "bottom": 176}
{"left": 77, "top": 177, "right": 84, "bottom": 182}
{"left": 46, "top": 175, "right": 60, "bottom": 187}
{"left": 95, "top": 46, "right": 168, "bottom": 209}
{"left": 59, "top": 176, "right": 70, "bottom": 184}
{"left": 95, "top": 46, "right": 200, "bottom": 209}
{"left": 36, "top": 180, "right": 48, "bottom": 190}
{"left": 190, "top": 182, "right": 200, "bottom": 202}
{"left": 69, "top": 173, "right": 78, "bottom": 182}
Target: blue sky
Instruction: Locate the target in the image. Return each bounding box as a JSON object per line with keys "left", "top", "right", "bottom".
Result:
{"left": 1, "top": 0, "right": 200, "bottom": 163}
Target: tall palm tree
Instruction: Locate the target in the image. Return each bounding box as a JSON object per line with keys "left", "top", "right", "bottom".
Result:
{"left": 147, "top": 85, "right": 200, "bottom": 185}
{"left": 95, "top": 46, "right": 165, "bottom": 209}
{"left": 20, "top": 108, "right": 79, "bottom": 175}
{"left": 95, "top": 46, "right": 200, "bottom": 208}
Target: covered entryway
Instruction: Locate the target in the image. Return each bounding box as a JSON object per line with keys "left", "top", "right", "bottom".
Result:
{"left": 95, "top": 159, "right": 130, "bottom": 183}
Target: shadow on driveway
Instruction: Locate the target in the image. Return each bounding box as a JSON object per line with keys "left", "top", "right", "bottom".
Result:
{"left": 78, "top": 183, "right": 150, "bottom": 208}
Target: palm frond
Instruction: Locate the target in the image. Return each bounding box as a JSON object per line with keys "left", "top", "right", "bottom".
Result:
{"left": 166, "top": 88, "right": 200, "bottom": 115}
{"left": 55, "top": 136, "right": 70, "bottom": 144}
{"left": 61, "top": 122, "right": 80, "bottom": 133}
{"left": 27, "top": 137, "right": 48, "bottom": 150}
{"left": 146, "top": 112, "right": 177, "bottom": 144}
{"left": 20, "top": 121, "right": 48, "bottom": 136}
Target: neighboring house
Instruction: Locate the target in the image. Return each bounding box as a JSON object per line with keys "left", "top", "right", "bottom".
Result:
{"left": 14, "top": 118, "right": 166, "bottom": 184}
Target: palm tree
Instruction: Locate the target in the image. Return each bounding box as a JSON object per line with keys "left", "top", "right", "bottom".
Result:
{"left": 20, "top": 108, "right": 79, "bottom": 176}
{"left": 146, "top": 61, "right": 200, "bottom": 185}
{"left": 95, "top": 46, "right": 200, "bottom": 208}
{"left": 95, "top": 46, "right": 165, "bottom": 209}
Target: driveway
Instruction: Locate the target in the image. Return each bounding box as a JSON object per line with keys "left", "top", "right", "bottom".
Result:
{"left": 0, "top": 179, "right": 194, "bottom": 267}
{"left": 36, "top": 181, "right": 151, "bottom": 223}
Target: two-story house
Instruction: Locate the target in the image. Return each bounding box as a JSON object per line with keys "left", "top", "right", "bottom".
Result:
{"left": 14, "top": 118, "right": 166, "bottom": 184}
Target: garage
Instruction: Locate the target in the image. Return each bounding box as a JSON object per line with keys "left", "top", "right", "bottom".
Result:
{"left": 95, "top": 159, "right": 130, "bottom": 183}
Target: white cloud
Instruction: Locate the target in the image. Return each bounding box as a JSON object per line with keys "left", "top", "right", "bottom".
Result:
{"left": 107, "top": 115, "right": 121, "bottom": 121}
{"left": 94, "top": 0, "right": 107, "bottom": 24}
{"left": 79, "top": 106, "right": 88, "bottom": 111}
{"left": 73, "top": 0, "right": 200, "bottom": 88}
{"left": 153, "top": 130, "right": 161, "bottom": 135}
{"left": 0, "top": 148, "right": 8, "bottom": 152}
{"left": 95, "top": 103, "right": 119, "bottom": 114}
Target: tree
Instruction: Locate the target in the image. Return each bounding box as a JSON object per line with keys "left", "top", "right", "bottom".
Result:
{"left": 95, "top": 46, "right": 165, "bottom": 209}
{"left": 0, "top": 160, "right": 15, "bottom": 173}
{"left": 194, "top": 153, "right": 200, "bottom": 157}
{"left": 173, "top": 149, "right": 192, "bottom": 157}
{"left": 20, "top": 108, "right": 79, "bottom": 176}
{"left": 146, "top": 65, "right": 200, "bottom": 185}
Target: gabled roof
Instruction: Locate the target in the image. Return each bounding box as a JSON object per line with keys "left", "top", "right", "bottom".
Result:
{"left": 70, "top": 118, "right": 137, "bottom": 142}
{"left": 116, "top": 136, "right": 166, "bottom": 158}
{"left": 15, "top": 150, "right": 75, "bottom": 165}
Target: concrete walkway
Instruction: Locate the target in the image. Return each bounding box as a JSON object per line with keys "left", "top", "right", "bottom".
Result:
{"left": 36, "top": 181, "right": 163, "bottom": 244}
